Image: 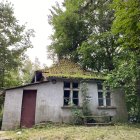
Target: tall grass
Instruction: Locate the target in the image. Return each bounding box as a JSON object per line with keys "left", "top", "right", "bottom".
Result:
{"left": 0, "top": 123, "right": 140, "bottom": 140}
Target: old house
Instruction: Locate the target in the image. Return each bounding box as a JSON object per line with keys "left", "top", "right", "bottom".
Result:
{"left": 2, "top": 60, "right": 127, "bottom": 130}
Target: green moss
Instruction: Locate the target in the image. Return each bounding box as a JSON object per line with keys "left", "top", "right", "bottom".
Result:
{"left": 47, "top": 73, "right": 105, "bottom": 80}
{"left": 43, "top": 59, "right": 106, "bottom": 80}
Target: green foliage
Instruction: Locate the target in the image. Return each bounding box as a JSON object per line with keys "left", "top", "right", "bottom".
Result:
{"left": 112, "top": 0, "right": 140, "bottom": 52}
{"left": 20, "top": 57, "right": 41, "bottom": 84}
{"left": 0, "top": 103, "right": 3, "bottom": 128}
{"left": 48, "top": 0, "right": 89, "bottom": 61}
{"left": 106, "top": 52, "right": 139, "bottom": 116}
{"left": 81, "top": 82, "right": 91, "bottom": 116}
{"left": 0, "top": 1, "right": 34, "bottom": 122}
{"left": 48, "top": 0, "right": 119, "bottom": 72}
{"left": 48, "top": 0, "right": 140, "bottom": 121}
{"left": 78, "top": 0, "right": 119, "bottom": 71}
{"left": 0, "top": 90, "right": 4, "bottom": 128}
{"left": 107, "top": 0, "right": 140, "bottom": 119}
{"left": 71, "top": 106, "right": 83, "bottom": 125}
{"left": 71, "top": 82, "right": 92, "bottom": 124}
{"left": 0, "top": 1, "right": 34, "bottom": 89}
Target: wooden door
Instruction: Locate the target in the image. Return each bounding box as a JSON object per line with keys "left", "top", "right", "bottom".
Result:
{"left": 20, "top": 90, "right": 37, "bottom": 128}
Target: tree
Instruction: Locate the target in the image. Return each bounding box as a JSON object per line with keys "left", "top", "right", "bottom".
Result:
{"left": 21, "top": 57, "right": 41, "bottom": 84}
{"left": 48, "top": 0, "right": 89, "bottom": 62}
{"left": 108, "top": 0, "right": 140, "bottom": 119}
{"left": 78, "top": 0, "right": 120, "bottom": 71}
{"left": 48, "top": 0, "right": 119, "bottom": 72}
{"left": 0, "top": 1, "right": 34, "bottom": 117}
{"left": 0, "top": 1, "right": 34, "bottom": 89}
{"left": 112, "top": 0, "right": 140, "bottom": 52}
{"left": 107, "top": 51, "right": 139, "bottom": 117}
{"left": 48, "top": 0, "right": 140, "bottom": 119}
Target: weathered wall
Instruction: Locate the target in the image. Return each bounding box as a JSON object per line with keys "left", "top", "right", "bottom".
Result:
{"left": 2, "top": 80, "right": 128, "bottom": 130}
{"left": 87, "top": 82, "right": 127, "bottom": 122}
{"left": 2, "top": 89, "right": 23, "bottom": 130}
{"left": 112, "top": 89, "right": 128, "bottom": 122}
{"left": 2, "top": 81, "right": 73, "bottom": 130}
{"left": 34, "top": 82, "right": 64, "bottom": 123}
{"left": 22, "top": 81, "right": 72, "bottom": 123}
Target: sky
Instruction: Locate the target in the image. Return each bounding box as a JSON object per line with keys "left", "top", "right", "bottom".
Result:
{"left": 6, "top": 0, "right": 64, "bottom": 67}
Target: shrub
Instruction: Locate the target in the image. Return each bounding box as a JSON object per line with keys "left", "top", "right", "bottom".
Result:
{"left": 71, "top": 82, "right": 92, "bottom": 125}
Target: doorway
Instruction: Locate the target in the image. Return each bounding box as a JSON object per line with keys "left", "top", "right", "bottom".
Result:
{"left": 20, "top": 90, "right": 37, "bottom": 128}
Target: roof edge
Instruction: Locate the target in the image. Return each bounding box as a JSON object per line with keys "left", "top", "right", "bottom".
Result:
{"left": 6, "top": 76, "right": 105, "bottom": 91}
{"left": 6, "top": 80, "right": 49, "bottom": 91}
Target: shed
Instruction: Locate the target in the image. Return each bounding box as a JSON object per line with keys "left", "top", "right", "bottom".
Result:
{"left": 2, "top": 60, "right": 128, "bottom": 130}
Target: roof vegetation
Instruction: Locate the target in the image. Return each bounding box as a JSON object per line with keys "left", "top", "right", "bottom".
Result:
{"left": 42, "top": 59, "right": 105, "bottom": 80}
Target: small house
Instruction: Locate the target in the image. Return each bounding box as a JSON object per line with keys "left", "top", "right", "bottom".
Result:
{"left": 2, "top": 60, "right": 127, "bottom": 130}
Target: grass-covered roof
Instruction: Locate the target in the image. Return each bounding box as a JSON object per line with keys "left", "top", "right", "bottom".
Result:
{"left": 42, "top": 59, "right": 105, "bottom": 80}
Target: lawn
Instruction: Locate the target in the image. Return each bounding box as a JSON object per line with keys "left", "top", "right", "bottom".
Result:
{"left": 0, "top": 123, "right": 140, "bottom": 140}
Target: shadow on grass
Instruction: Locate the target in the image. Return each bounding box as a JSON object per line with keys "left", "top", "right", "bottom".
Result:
{"left": 115, "top": 123, "right": 140, "bottom": 129}
{"left": 127, "top": 123, "right": 140, "bottom": 129}
{"left": 33, "top": 122, "right": 74, "bottom": 129}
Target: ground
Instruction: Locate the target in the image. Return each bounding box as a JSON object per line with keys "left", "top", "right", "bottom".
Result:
{"left": 0, "top": 123, "right": 140, "bottom": 140}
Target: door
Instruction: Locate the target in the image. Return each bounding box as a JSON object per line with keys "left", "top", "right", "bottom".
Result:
{"left": 20, "top": 90, "right": 37, "bottom": 128}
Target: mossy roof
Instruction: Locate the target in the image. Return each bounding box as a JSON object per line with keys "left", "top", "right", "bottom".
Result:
{"left": 42, "top": 59, "right": 105, "bottom": 80}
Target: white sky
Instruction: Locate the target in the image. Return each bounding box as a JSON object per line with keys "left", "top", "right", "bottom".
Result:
{"left": 6, "top": 0, "right": 64, "bottom": 67}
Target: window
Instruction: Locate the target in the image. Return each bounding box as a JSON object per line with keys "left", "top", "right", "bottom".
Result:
{"left": 97, "top": 83, "right": 111, "bottom": 106}
{"left": 98, "top": 92, "right": 104, "bottom": 106}
{"left": 63, "top": 82, "right": 79, "bottom": 106}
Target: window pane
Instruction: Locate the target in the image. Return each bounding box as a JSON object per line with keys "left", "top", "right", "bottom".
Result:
{"left": 64, "top": 82, "right": 70, "bottom": 88}
{"left": 106, "top": 99, "right": 111, "bottom": 106}
{"left": 64, "top": 90, "right": 70, "bottom": 98}
{"left": 98, "top": 99, "right": 103, "bottom": 106}
{"left": 106, "top": 92, "right": 110, "bottom": 98}
{"left": 98, "top": 92, "right": 103, "bottom": 98}
{"left": 97, "top": 83, "right": 103, "bottom": 90}
{"left": 73, "top": 99, "right": 78, "bottom": 106}
{"left": 73, "top": 91, "right": 78, "bottom": 98}
{"left": 72, "top": 82, "right": 78, "bottom": 88}
{"left": 64, "top": 98, "right": 70, "bottom": 106}
{"left": 64, "top": 90, "right": 70, "bottom": 106}
{"left": 106, "top": 92, "right": 111, "bottom": 106}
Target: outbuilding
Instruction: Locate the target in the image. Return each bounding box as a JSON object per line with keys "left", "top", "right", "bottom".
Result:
{"left": 2, "top": 60, "right": 128, "bottom": 130}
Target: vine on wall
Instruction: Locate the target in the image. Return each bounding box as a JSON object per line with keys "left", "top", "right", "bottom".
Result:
{"left": 71, "top": 82, "right": 92, "bottom": 124}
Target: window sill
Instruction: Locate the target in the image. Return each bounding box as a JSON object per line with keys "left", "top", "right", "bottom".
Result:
{"left": 61, "top": 106, "right": 82, "bottom": 109}
{"left": 97, "top": 106, "right": 117, "bottom": 109}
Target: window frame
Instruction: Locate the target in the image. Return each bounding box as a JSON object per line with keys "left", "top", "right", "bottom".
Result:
{"left": 97, "top": 83, "right": 111, "bottom": 107}
{"left": 63, "top": 81, "right": 79, "bottom": 106}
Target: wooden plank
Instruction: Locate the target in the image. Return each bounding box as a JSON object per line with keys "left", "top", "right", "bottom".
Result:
{"left": 83, "top": 115, "right": 113, "bottom": 125}
{"left": 83, "top": 115, "right": 112, "bottom": 118}
{"left": 85, "top": 122, "right": 114, "bottom": 126}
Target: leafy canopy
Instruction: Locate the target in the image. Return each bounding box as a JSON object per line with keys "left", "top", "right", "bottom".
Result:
{"left": 0, "top": 1, "right": 34, "bottom": 89}
{"left": 112, "top": 0, "right": 140, "bottom": 52}
{"left": 108, "top": 0, "right": 140, "bottom": 118}
{"left": 48, "top": 0, "right": 119, "bottom": 72}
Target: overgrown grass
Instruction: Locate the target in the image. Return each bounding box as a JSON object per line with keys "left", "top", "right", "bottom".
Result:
{"left": 0, "top": 123, "right": 140, "bottom": 140}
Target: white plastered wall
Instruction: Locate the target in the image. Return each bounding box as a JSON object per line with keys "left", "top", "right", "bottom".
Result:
{"left": 2, "top": 80, "right": 128, "bottom": 130}
{"left": 2, "top": 89, "right": 23, "bottom": 130}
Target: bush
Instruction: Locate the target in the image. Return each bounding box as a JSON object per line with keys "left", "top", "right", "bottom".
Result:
{"left": 71, "top": 82, "right": 92, "bottom": 125}
{"left": 0, "top": 106, "right": 3, "bottom": 129}
{"left": 71, "top": 106, "right": 83, "bottom": 125}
